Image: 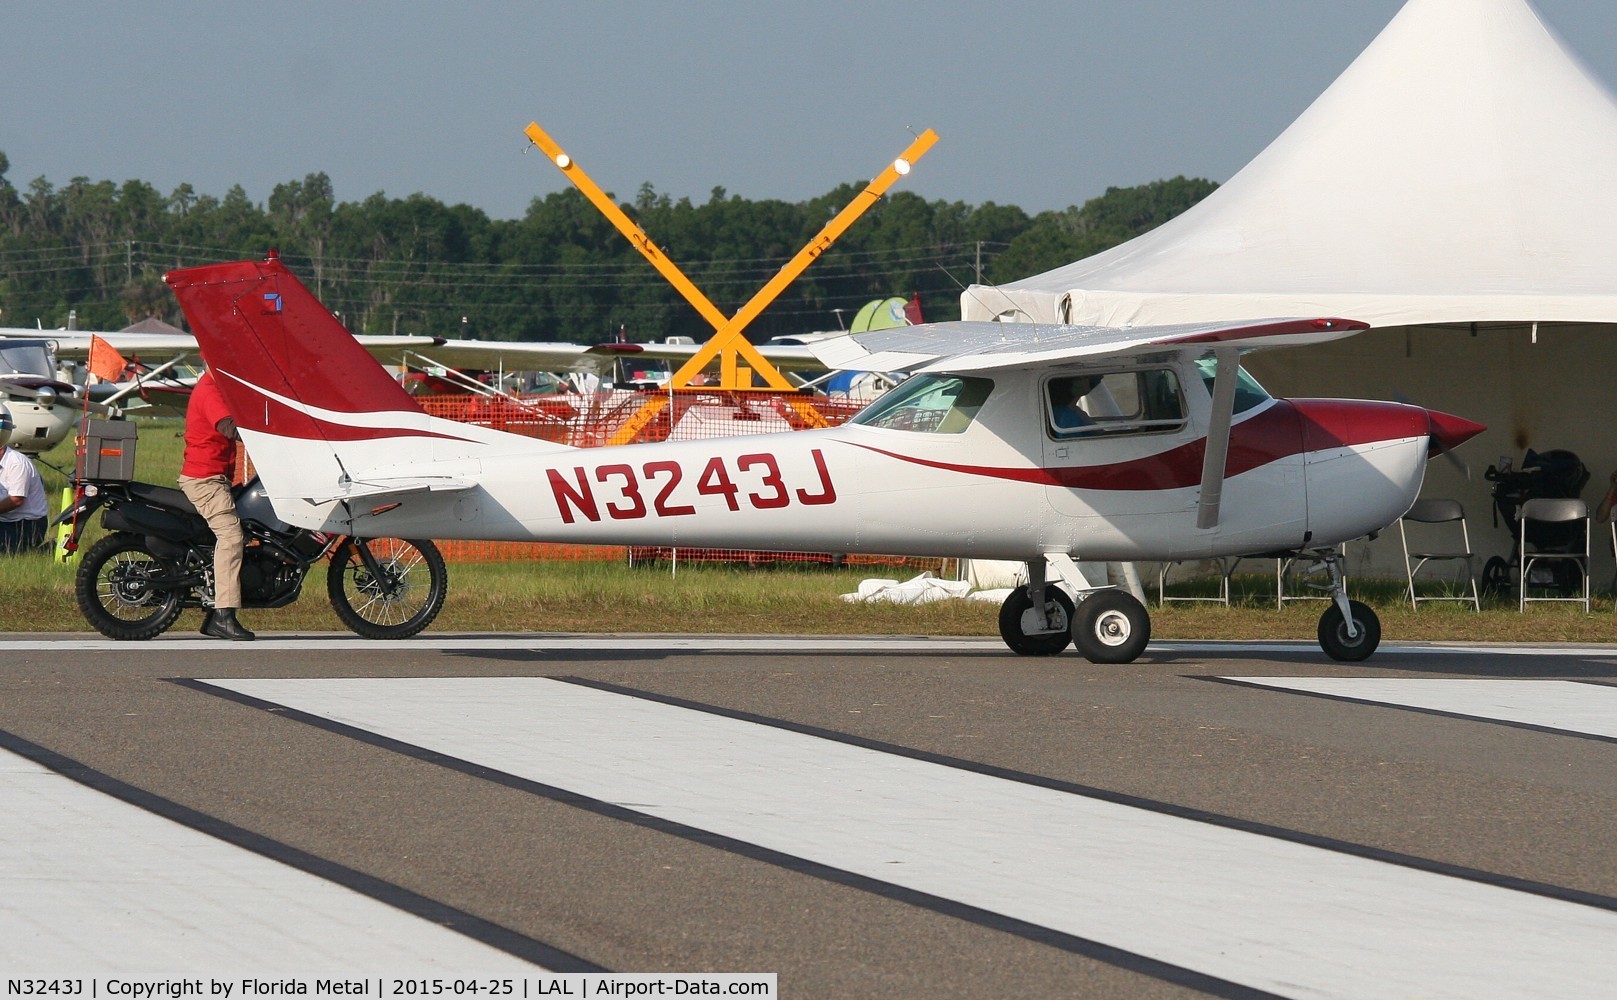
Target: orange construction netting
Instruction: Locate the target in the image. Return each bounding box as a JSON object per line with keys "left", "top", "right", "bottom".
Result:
{"left": 414, "top": 389, "right": 942, "bottom": 570}
{"left": 417, "top": 388, "right": 868, "bottom": 446}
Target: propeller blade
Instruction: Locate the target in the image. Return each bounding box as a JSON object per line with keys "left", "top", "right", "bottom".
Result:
{"left": 1426, "top": 410, "right": 1486, "bottom": 481}
{"left": 1394, "top": 389, "right": 1482, "bottom": 481}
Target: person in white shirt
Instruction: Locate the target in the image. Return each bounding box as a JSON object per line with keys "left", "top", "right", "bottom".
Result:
{"left": 0, "top": 405, "right": 48, "bottom": 554}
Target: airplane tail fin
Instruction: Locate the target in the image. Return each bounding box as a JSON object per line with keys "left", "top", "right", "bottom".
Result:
{"left": 165, "top": 252, "right": 561, "bottom": 516}
{"left": 165, "top": 251, "right": 424, "bottom": 429}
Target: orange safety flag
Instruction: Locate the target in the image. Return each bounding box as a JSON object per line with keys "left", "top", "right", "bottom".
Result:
{"left": 904, "top": 292, "right": 924, "bottom": 325}
{"left": 87, "top": 335, "right": 128, "bottom": 384}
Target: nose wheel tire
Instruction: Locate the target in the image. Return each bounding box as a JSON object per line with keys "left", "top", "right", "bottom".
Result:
{"left": 1318, "top": 600, "right": 1381, "bottom": 661}
{"left": 998, "top": 587, "right": 1075, "bottom": 656}
{"left": 1072, "top": 590, "right": 1151, "bottom": 664}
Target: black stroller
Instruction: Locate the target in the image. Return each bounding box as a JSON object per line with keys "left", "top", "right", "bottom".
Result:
{"left": 1481, "top": 449, "right": 1590, "bottom": 596}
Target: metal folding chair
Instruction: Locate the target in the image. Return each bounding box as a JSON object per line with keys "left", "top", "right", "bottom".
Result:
{"left": 1399, "top": 499, "right": 1480, "bottom": 611}
{"left": 1277, "top": 546, "right": 1344, "bottom": 608}
{"left": 1156, "top": 558, "right": 1239, "bottom": 606}
{"left": 1518, "top": 498, "right": 1589, "bottom": 612}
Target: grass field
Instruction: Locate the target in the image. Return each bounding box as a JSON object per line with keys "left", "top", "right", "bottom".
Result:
{"left": 6, "top": 416, "right": 1617, "bottom": 642}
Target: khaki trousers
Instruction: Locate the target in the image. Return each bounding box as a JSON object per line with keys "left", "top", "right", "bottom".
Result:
{"left": 178, "top": 474, "right": 244, "bottom": 609}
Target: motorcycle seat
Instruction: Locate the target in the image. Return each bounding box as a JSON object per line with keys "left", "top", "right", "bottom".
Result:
{"left": 128, "top": 482, "right": 198, "bottom": 515}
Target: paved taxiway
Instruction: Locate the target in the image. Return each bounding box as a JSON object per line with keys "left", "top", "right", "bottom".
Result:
{"left": 2, "top": 633, "right": 1616, "bottom": 998}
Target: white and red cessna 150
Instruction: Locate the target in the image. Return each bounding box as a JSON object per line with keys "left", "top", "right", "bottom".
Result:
{"left": 164, "top": 254, "right": 1484, "bottom": 662}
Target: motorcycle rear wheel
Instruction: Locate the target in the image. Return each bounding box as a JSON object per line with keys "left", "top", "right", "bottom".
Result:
{"left": 76, "top": 532, "right": 184, "bottom": 640}
{"left": 326, "top": 537, "right": 448, "bottom": 639}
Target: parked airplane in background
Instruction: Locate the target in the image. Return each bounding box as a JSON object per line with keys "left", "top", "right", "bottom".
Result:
{"left": 0, "top": 337, "right": 119, "bottom": 453}
{"left": 0, "top": 320, "right": 831, "bottom": 415}
{"left": 164, "top": 254, "right": 1483, "bottom": 661}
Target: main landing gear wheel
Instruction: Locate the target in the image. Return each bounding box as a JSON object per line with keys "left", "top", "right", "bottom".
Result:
{"left": 1318, "top": 600, "right": 1381, "bottom": 662}
{"left": 998, "top": 587, "right": 1075, "bottom": 656}
{"left": 1072, "top": 590, "right": 1151, "bottom": 664}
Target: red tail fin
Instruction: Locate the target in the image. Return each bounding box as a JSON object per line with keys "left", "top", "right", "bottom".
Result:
{"left": 164, "top": 252, "right": 423, "bottom": 440}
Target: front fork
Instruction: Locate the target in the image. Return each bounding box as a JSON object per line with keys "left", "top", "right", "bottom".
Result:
{"left": 348, "top": 538, "right": 401, "bottom": 598}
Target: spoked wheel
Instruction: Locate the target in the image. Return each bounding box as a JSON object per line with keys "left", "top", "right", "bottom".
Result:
{"left": 998, "top": 586, "right": 1076, "bottom": 656}
{"left": 1071, "top": 590, "right": 1151, "bottom": 664}
{"left": 1318, "top": 600, "right": 1381, "bottom": 662}
{"left": 75, "top": 532, "right": 184, "bottom": 640}
{"left": 326, "top": 537, "right": 448, "bottom": 639}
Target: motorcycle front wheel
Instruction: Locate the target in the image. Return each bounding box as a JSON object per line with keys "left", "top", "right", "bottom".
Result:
{"left": 326, "top": 537, "right": 448, "bottom": 639}
{"left": 76, "top": 532, "right": 184, "bottom": 640}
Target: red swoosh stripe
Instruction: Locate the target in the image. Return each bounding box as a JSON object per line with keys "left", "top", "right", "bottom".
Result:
{"left": 236, "top": 382, "right": 478, "bottom": 444}
{"left": 850, "top": 400, "right": 1430, "bottom": 492}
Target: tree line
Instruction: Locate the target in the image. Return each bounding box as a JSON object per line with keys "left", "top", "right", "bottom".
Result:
{"left": 0, "top": 150, "right": 1215, "bottom": 345}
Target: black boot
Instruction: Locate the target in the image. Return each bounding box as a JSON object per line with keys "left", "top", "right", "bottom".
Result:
{"left": 202, "top": 607, "right": 256, "bottom": 641}
{"left": 199, "top": 609, "right": 216, "bottom": 636}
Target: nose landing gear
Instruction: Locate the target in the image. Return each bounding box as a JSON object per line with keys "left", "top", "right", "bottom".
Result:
{"left": 1298, "top": 547, "right": 1381, "bottom": 661}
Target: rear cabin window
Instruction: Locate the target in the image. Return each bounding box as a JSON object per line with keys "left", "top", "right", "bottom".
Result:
{"left": 850, "top": 374, "right": 993, "bottom": 434}
{"left": 1047, "top": 369, "right": 1185, "bottom": 439}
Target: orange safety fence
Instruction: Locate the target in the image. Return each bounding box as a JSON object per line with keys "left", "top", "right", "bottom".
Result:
{"left": 412, "top": 389, "right": 939, "bottom": 570}
{"left": 417, "top": 388, "right": 868, "bottom": 446}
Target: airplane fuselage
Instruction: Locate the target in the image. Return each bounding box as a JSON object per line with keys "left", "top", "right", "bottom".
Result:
{"left": 248, "top": 360, "right": 1434, "bottom": 565}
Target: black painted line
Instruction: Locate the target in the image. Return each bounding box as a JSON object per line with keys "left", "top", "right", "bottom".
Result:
{"left": 1201, "top": 675, "right": 1617, "bottom": 746}
{"left": 180, "top": 677, "right": 1285, "bottom": 1000}
{"left": 0, "top": 720, "right": 603, "bottom": 974}
{"left": 557, "top": 676, "right": 1617, "bottom": 913}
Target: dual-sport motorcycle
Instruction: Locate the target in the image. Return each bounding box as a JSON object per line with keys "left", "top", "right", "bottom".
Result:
{"left": 59, "top": 476, "right": 448, "bottom": 640}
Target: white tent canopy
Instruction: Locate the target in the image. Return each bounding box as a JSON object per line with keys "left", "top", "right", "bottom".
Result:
{"left": 962, "top": 0, "right": 1617, "bottom": 329}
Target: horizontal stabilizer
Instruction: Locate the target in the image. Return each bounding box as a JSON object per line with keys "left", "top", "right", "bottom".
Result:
{"left": 303, "top": 476, "right": 475, "bottom": 506}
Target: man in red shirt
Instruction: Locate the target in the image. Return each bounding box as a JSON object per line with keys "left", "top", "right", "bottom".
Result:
{"left": 178, "top": 370, "right": 254, "bottom": 640}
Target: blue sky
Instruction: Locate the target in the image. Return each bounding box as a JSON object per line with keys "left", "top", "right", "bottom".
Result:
{"left": 5, "top": 1, "right": 1615, "bottom": 219}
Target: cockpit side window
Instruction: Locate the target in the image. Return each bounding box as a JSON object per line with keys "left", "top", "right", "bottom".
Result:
{"left": 850, "top": 373, "right": 993, "bottom": 434}
{"left": 1047, "top": 368, "right": 1185, "bottom": 439}
{"left": 1193, "top": 358, "right": 1272, "bottom": 415}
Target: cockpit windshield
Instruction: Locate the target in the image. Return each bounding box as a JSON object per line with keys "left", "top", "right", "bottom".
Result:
{"left": 0, "top": 341, "right": 53, "bottom": 378}
{"left": 1193, "top": 358, "right": 1272, "bottom": 415}
{"left": 849, "top": 374, "right": 993, "bottom": 434}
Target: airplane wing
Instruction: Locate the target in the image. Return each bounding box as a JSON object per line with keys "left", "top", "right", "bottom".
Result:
{"left": 807, "top": 318, "right": 1370, "bottom": 373}
{"left": 0, "top": 328, "right": 203, "bottom": 359}
{"left": 0, "top": 327, "right": 446, "bottom": 362}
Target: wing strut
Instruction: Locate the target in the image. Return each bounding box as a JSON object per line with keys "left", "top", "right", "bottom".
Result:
{"left": 1196, "top": 347, "right": 1239, "bottom": 530}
